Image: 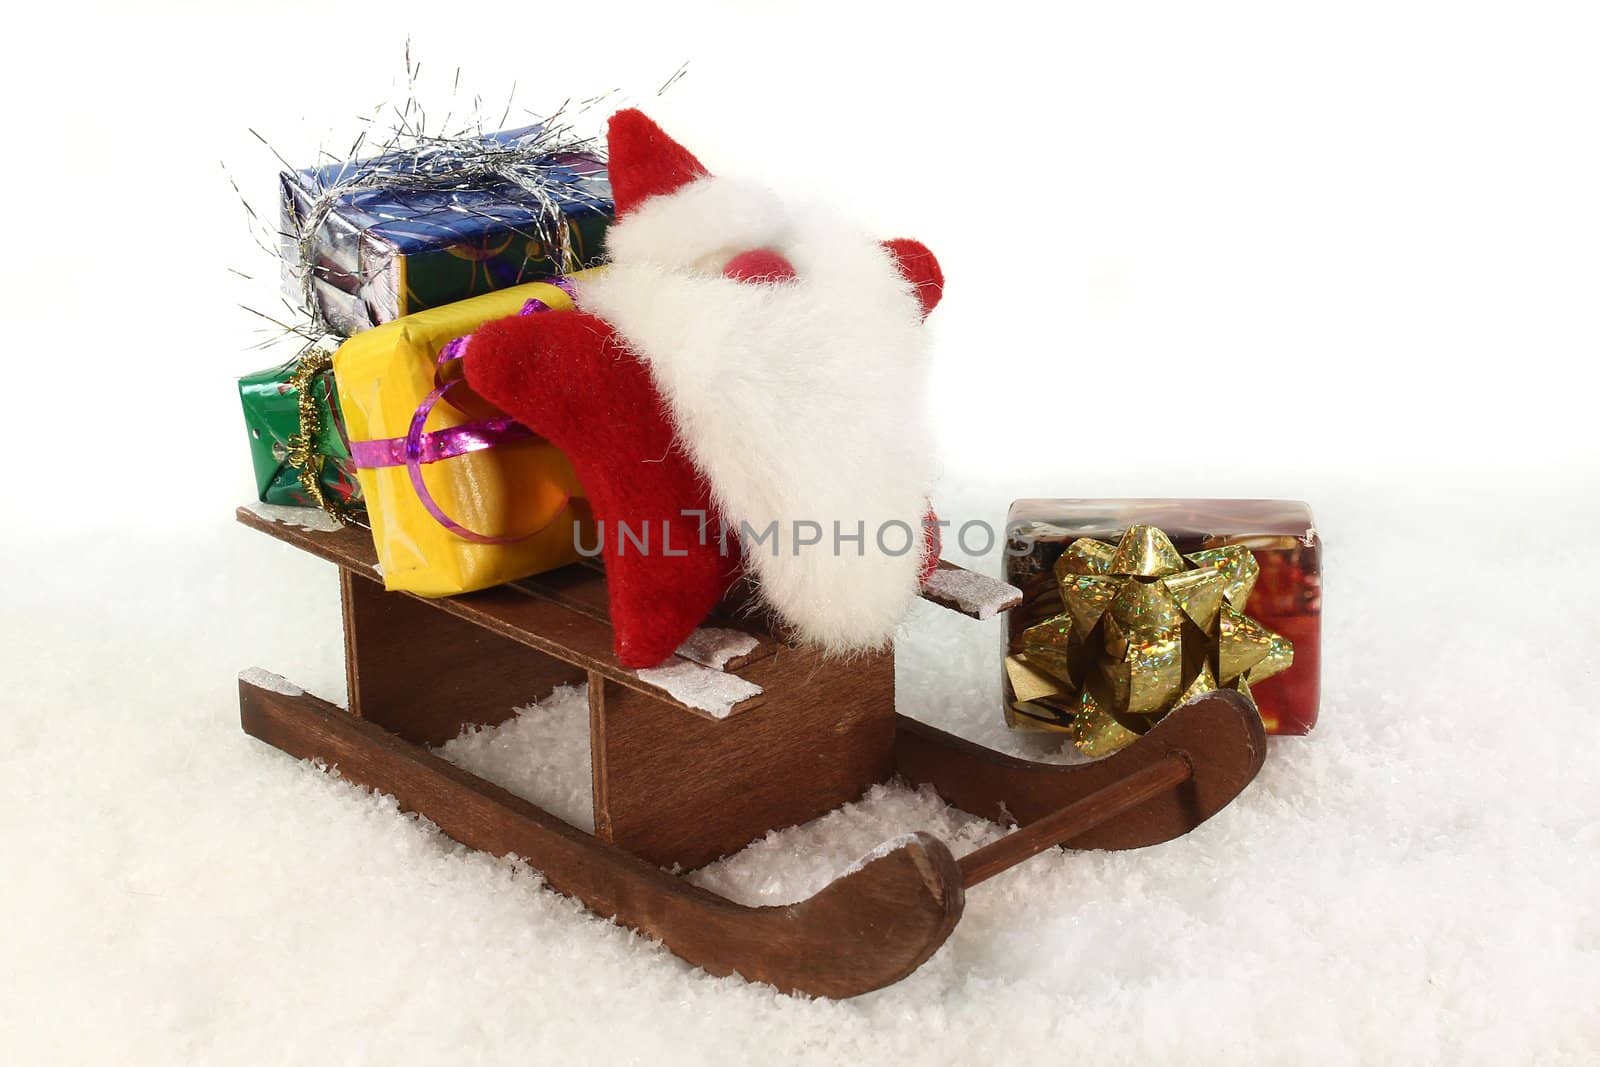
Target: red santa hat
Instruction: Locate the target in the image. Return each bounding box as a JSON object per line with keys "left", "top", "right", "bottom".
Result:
{"left": 606, "top": 109, "right": 709, "bottom": 216}
{"left": 600, "top": 110, "right": 789, "bottom": 271}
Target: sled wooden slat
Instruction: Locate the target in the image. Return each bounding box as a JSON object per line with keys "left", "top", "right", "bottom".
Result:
{"left": 517, "top": 562, "right": 779, "bottom": 671}
{"left": 235, "top": 507, "right": 383, "bottom": 570}
{"left": 954, "top": 753, "right": 1194, "bottom": 887}
{"left": 236, "top": 507, "right": 764, "bottom": 721}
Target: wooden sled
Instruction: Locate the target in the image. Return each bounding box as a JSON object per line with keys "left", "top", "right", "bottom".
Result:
{"left": 237, "top": 506, "right": 1266, "bottom": 999}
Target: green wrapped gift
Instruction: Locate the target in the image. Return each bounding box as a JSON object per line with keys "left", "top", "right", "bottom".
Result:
{"left": 238, "top": 346, "right": 363, "bottom": 517}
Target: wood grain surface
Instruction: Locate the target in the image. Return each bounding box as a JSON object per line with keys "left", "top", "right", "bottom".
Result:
{"left": 592, "top": 649, "right": 896, "bottom": 870}
{"left": 340, "top": 568, "right": 588, "bottom": 745}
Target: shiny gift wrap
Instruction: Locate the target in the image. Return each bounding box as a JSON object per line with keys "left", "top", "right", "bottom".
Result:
{"left": 281, "top": 124, "right": 613, "bottom": 336}
{"left": 333, "top": 278, "right": 595, "bottom": 597}
{"left": 237, "top": 346, "right": 362, "bottom": 516}
{"left": 1005, "top": 500, "right": 1321, "bottom": 748}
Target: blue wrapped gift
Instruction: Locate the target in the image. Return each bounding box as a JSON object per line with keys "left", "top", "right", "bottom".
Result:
{"left": 279, "top": 125, "right": 613, "bottom": 335}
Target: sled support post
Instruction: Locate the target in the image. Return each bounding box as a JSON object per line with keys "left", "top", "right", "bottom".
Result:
{"left": 956, "top": 753, "right": 1193, "bottom": 886}
{"left": 339, "top": 567, "right": 588, "bottom": 745}
{"left": 588, "top": 650, "right": 897, "bottom": 870}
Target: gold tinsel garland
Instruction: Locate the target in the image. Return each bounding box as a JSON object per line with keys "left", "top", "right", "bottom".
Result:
{"left": 282, "top": 345, "right": 357, "bottom": 524}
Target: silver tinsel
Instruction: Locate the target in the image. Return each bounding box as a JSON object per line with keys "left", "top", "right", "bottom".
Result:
{"left": 239, "top": 51, "right": 643, "bottom": 338}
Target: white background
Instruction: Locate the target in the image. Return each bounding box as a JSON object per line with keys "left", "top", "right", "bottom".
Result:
{"left": 6, "top": 0, "right": 1599, "bottom": 514}
{"left": 3, "top": 2, "right": 1597, "bottom": 1064}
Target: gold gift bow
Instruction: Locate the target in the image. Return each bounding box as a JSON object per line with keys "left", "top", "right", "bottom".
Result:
{"left": 1006, "top": 524, "right": 1293, "bottom": 756}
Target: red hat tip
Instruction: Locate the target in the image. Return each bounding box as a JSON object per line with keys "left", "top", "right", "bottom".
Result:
{"left": 606, "top": 110, "right": 710, "bottom": 217}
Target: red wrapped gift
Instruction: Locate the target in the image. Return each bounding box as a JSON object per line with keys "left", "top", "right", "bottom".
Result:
{"left": 1004, "top": 499, "right": 1321, "bottom": 746}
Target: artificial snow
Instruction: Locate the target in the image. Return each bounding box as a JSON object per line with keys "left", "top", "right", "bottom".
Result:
{"left": 242, "top": 500, "right": 343, "bottom": 533}
{"left": 635, "top": 658, "right": 764, "bottom": 718}
{"left": 921, "top": 566, "right": 1023, "bottom": 620}
{"left": 674, "top": 626, "right": 761, "bottom": 670}
{"left": 10, "top": 484, "right": 1600, "bottom": 1065}
{"left": 438, "top": 685, "right": 596, "bottom": 832}
{"left": 237, "top": 667, "right": 304, "bottom": 697}
{"left": 840, "top": 833, "right": 925, "bottom": 876}
{"left": 14, "top": 5, "right": 1600, "bottom": 1060}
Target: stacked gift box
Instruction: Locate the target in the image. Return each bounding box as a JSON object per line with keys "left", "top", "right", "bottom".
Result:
{"left": 238, "top": 123, "right": 614, "bottom": 592}
{"left": 279, "top": 125, "right": 611, "bottom": 335}
{"left": 238, "top": 342, "right": 361, "bottom": 516}
{"left": 1002, "top": 499, "right": 1322, "bottom": 749}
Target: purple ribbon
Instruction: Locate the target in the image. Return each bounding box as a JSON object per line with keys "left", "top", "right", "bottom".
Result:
{"left": 348, "top": 409, "right": 534, "bottom": 469}
{"left": 350, "top": 280, "right": 579, "bottom": 545}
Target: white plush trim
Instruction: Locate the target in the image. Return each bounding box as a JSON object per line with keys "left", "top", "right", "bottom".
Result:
{"left": 578, "top": 203, "right": 936, "bottom": 654}
{"left": 603, "top": 176, "right": 790, "bottom": 271}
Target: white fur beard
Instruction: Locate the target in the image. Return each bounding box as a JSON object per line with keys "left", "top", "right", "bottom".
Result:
{"left": 577, "top": 209, "right": 937, "bottom": 654}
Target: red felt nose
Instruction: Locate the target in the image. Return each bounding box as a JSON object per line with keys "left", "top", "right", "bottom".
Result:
{"left": 723, "top": 248, "right": 797, "bottom": 283}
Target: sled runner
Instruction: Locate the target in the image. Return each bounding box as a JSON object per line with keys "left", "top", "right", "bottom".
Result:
{"left": 236, "top": 506, "right": 1266, "bottom": 999}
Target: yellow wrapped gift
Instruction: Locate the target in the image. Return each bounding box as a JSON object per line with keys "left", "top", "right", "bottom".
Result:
{"left": 334, "top": 277, "right": 593, "bottom": 596}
